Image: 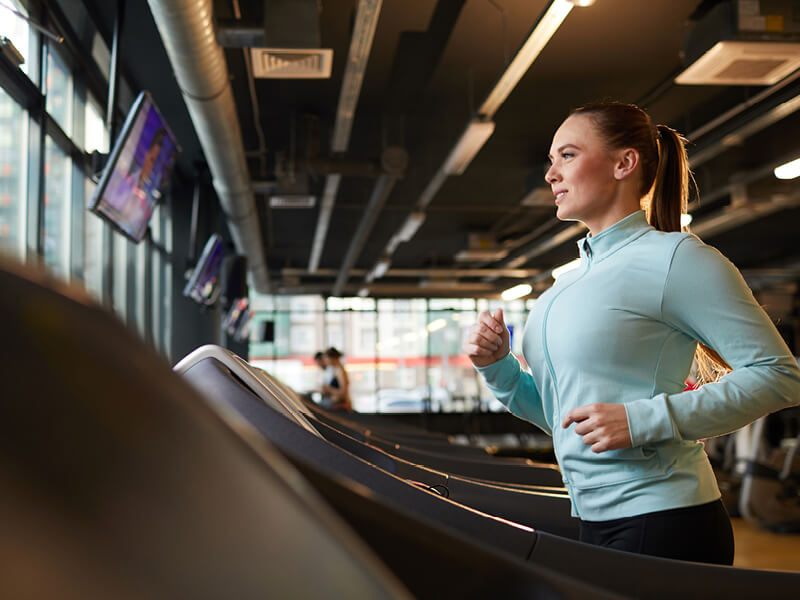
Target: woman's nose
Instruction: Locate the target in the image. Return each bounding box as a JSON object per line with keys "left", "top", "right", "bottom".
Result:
{"left": 544, "top": 163, "right": 559, "bottom": 184}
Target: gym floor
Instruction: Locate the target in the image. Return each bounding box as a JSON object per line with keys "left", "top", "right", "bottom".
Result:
{"left": 732, "top": 518, "right": 800, "bottom": 571}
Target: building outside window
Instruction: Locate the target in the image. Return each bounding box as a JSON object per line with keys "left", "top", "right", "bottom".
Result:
{"left": 45, "top": 47, "right": 73, "bottom": 137}
{"left": 43, "top": 137, "right": 71, "bottom": 277}
{"left": 0, "top": 88, "right": 28, "bottom": 260}
{"left": 248, "top": 294, "right": 538, "bottom": 414}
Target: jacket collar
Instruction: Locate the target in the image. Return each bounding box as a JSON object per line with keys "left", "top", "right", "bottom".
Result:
{"left": 577, "top": 210, "right": 652, "bottom": 261}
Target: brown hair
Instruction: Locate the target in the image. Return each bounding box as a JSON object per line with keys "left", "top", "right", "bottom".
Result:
{"left": 572, "top": 101, "right": 730, "bottom": 383}
{"left": 324, "top": 347, "right": 343, "bottom": 360}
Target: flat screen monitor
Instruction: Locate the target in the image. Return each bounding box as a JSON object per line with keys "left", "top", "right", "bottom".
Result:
{"left": 183, "top": 234, "right": 226, "bottom": 305}
{"left": 89, "top": 91, "right": 180, "bottom": 242}
{"left": 223, "top": 297, "right": 249, "bottom": 335}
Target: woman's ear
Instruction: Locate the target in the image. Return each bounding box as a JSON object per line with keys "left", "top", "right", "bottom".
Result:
{"left": 613, "top": 148, "right": 639, "bottom": 181}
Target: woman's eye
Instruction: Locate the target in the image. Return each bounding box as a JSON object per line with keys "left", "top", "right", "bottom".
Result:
{"left": 562, "top": 152, "right": 574, "bottom": 159}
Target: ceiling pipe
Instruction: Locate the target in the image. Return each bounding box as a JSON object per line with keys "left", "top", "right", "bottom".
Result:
{"left": 146, "top": 0, "right": 270, "bottom": 293}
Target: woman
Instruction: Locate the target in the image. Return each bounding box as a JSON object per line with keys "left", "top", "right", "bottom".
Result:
{"left": 322, "top": 347, "right": 352, "bottom": 412}
{"left": 465, "top": 101, "right": 800, "bottom": 564}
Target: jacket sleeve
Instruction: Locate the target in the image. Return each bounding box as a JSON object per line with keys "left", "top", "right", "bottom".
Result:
{"left": 475, "top": 352, "right": 551, "bottom": 435}
{"left": 624, "top": 236, "right": 800, "bottom": 446}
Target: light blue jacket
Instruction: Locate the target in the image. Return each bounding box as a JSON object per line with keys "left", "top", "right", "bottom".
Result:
{"left": 477, "top": 210, "right": 800, "bottom": 520}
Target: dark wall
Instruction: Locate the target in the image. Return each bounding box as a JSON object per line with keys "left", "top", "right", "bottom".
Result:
{"left": 169, "top": 178, "right": 222, "bottom": 363}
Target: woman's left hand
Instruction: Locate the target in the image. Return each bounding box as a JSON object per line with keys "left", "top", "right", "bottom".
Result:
{"left": 562, "top": 404, "right": 632, "bottom": 453}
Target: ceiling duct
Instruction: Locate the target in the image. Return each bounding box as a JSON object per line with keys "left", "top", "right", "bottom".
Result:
{"left": 247, "top": 0, "right": 334, "bottom": 79}
{"left": 147, "top": 0, "right": 270, "bottom": 293}
{"left": 676, "top": 1, "right": 800, "bottom": 86}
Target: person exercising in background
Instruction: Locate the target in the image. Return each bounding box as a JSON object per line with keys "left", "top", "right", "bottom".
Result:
{"left": 322, "top": 347, "right": 352, "bottom": 412}
{"left": 465, "top": 101, "right": 800, "bottom": 565}
{"left": 314, "top": 351, "right": 337, "bottom": 409}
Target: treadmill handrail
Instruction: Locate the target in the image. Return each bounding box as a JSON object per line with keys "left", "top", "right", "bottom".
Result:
{"left": 174, "top": 345, "right": 321, "bottom": 437}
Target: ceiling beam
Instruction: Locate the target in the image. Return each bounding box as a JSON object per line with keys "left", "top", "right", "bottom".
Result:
{"left": 332, "top": 171, "right": 400, "bottom": 296}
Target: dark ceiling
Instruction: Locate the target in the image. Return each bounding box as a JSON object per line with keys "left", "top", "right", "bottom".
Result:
{"left": 83, "top": 0, "right": 800, "bottom": 298}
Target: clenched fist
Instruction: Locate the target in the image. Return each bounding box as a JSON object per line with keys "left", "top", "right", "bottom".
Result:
{"left": 464, "top": 308, "right": 510, "bottom": 368}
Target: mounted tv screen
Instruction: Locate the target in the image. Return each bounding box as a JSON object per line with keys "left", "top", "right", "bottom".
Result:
{"left": 89, "top": 91, "right": 180, "bottom": 242}
{"left": 183, "top": 233, "right": 226, "bottom": 306}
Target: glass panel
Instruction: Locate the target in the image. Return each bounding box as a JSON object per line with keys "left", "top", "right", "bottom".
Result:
{"left": 135, "top": 238, "right": 147, "bottom": 338}
{"left": 161, "top": 204, "right": 172, "bottom": 357}
{"left": 248, "top": 296, "right": 538, "bottom": 414}
{"left": 150, "top": 204, "right": 162, "bottom": 350}
{"left": 112, "top": 230, "right": 128, "bottom": 319}
{"left": 0, "top": 1, "right": 31, "bottom": 76}
{"left": 43, "top": 137, "right": 71, "bottom": 277}
{"left": 46, "top": 48, "right": 72, "bottom": 136}
{"left": 0, "top": 88, "right": 27, "bottom": 260}
{"left": 375, "top": 301, "right": 429, "bottom": 413}
{"left": 83, "top": 178, "right": 103, "bottom": 300}
{"left": 84, "top": 94, "right": 109, "bottom": 154}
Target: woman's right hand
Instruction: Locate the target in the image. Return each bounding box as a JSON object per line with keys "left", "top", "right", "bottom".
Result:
{"left": 464, "top": 308, "right": 510, "bottom": 368}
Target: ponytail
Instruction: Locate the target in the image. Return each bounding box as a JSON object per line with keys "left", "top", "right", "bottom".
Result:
{"left": 649, "top": 125, "right": 689, "bottom": 233}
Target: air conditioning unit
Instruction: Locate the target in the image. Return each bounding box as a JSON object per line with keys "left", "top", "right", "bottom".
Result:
{"left": 676, "top": 1, "right": 800, "bottom": 86}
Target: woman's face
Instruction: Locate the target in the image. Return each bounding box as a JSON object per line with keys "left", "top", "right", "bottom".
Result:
{"left": 545, "top": 114, "right": 620, "bottom": 226}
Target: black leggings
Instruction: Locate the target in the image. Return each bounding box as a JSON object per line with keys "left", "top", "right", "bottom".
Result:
{"left": 579, "top": 499, "right": 734, "bottom": 565}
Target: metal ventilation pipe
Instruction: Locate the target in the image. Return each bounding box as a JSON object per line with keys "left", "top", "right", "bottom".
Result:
{"left": 146, "top": 0, "right": 270, "bottom": 293}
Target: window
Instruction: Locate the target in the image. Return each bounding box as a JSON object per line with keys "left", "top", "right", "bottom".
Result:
{"left": 0, "top": 1, "right": 31, "bottom": 77}
{"left": 249, "top": 295, "right": 531, "bottom": 413}
{"left": 43, "top": 137, "right": 71, "bottom": 277}
{"left": 112, "top": 230, "right": 128, "bottom": 319}
{"left": 0, "top": 88, "right": 28, "bottom": 260}
{"left": 84, "top": 95, "right": 109, "bottom": 154}
{"left": 46, "top": 48, "right": 73, "bottom": 136}
{"left": 83, "top": 178, "right": 104, "bottom": 300}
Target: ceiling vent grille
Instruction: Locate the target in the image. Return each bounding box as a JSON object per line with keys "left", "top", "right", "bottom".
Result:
{"left": 676, "top": 41, "right": 800, "bottom": 85}
{"left": 250, "top": 48, "right": 333, "bottom": 79}
{"left": 269, "top": 195, "right": 317, "bottom": 208}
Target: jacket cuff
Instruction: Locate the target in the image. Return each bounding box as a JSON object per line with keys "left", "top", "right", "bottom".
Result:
{"left": 474, "top": 351, "right": 516, "bottom": 386}
{"left": 624, "top": 394, "right": 680, "bottom": 446}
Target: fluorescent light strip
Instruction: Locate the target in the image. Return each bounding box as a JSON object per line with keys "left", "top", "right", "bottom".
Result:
{"left": 501, "top": 283, "right": 533, "bottom": 301}
{"left": 442, "top": 120, "right": 496, "bottom": 175}
{"left": 774, "top": 157, "right": 800, "bottom": 180}
{"left": 479, "top": 0, "right": 573, "bottom": 118}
